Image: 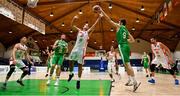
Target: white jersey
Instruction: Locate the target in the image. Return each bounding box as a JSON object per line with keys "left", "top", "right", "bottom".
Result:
{"left": 73, "top": 31, "right": 89, "bottom": 51}
{"left": 69, "top": 31, "right": 89, "bottom": 64}
{"left": 151, "top": 42, "right": 165, "bottom": 58}
{"left": 107, "top": 52, "right": 116, "bottom": 63}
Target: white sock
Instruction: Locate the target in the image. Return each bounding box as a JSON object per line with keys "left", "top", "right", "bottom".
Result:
{"left": 131, "top": 76, "right": 137, "bottom": 84}
{"left": 56, "top": 76, "right": 60, "bottom": 81}
{"left": 151, "top": 76, "right": 154, "bottom": 80}
{"left": 127, "top": 75, "right": 131, "bottom": 83}
{"left": 78, "top": 77, "right": 81, "bottom": 81}
{"left": 48, "top": 76, "right": 52, "bottom": 80}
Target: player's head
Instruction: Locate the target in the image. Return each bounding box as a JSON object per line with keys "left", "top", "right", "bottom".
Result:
{"left": 83, "top": 23, "right": 89, "bottom": 31}
{"left": 144, "top": 52, "right": 147, "bottom": 55}
{"left": 110, "top": 46, "right": 114, "bottom": 51}
{"left": 150, "top": 38, "right": 156, "bottom": 44}
{"left": 61, "top": 34, "right": 66, "bottom": 40}
{"left": 20, "top": 37, "right": 27, "bottom": 44}
{"left": 119, "top": 19, "right": 126, "bottom": 26}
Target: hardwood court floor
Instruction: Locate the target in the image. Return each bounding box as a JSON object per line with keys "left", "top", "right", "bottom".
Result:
{"left": 0, "top": 70, "right": 180, "bottom": 96}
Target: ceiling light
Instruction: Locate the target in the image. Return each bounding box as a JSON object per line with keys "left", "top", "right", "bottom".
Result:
{"left": 70, "top": 30, "right": 73, "bottom": 33}
{"left": 132, "top": 27, "right": 135, "bottom": 31}
{"left": 94, "top": 41, "right": 97, "bottom": 44}
{"left": 35, "top": 41, "right": 37, "bottom": 42}
{"left": 9, "top": 31, "right": 12, "bottom": 34}
{"left": 112, "top": 40, "right": 114, "bottom": 43}
{"left": 61, "top": 22, "right": 65, "bottom": 27}
{"left": 110, "top": 28, "right": 114, "bottom": 31}
{"left": 50, "top": 12, "right": 54, "bottom": 17}
{"left": 140, "top": 5, "right": 145, "bottom": 11}
{"left": 109, "top": 3, "right": 112, "bottom": 9}
{"left": 136, "top": 18, "right": 140, "bottom": 23}
{"left": 79, "top": 10, "right": 83, "bottom": 15}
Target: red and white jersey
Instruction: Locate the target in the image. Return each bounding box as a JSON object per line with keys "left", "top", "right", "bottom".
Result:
{"left": 151, "top": 42, "right": 166, "bottom": 58}
{"left": 107, "top": 51, "right": 116, "bottom": 63}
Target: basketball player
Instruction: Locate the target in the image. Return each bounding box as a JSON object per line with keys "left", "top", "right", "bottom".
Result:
{"left": 67, "top": 15, "right": 102, "bottom": 89}
{"left": 2, "top": 37, "right": 33, "bottom": 89}
{"left": 106, "top": 46, "right": 118, "bottom": 82}
{"left": 148, "top": 38, "right": 179, "bottom": 85}
{"left": 141, "top": 52, "right": 150, "bottom": 77}
{"left": 45, "top": 47, "right": 54, "bottom": 77}
{"left": 98, "top": 6, "right": 141, "bottom": 92}
{"left": 46, "top": 34, "right": 68, "bottom": 86}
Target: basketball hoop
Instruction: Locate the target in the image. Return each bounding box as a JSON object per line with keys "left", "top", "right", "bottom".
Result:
{"left": 27, "top": 0, "right": 39, "bottom": 8}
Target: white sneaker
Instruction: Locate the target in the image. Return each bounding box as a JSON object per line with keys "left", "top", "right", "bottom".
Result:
{"left": 54, "top": 81, "right": 59, "bottom": 86}
{"left": 46, "top": 80, "right": 50, "bottom": 86}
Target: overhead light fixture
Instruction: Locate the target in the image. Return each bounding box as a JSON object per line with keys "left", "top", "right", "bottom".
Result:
{"left": 136, "top": 18, "right": 140, "bottom": 23}
{"left": 79, "top": 10, "right": 83, "bottom": 15}
{"left": 35, "top": 40, "right": 38, "bottom": 42}
{"left": 109, "top": 3, "right": 112, "bottom": 9}
{"left": 132, "top": 27, "right": 135, "bottom": 31}
{"left": 112, "top": 40, "right": 114, "bottom": 43}
{"left": 94, "top": 41, "right": 97, "bottom": 44}
{"left": 8, "top": 31, "right": 12, "bottom": 34}
{"left": 140, "top": 5, "right": 145, "bottom": 11}
{"left": 70, "top": 29, "right": 73, "bottom": 33}
{"left": 50, "top": 12, "right": 54, "bottom": 17}
{"left": 99, "top": 45, "right": 102, "bottom": 49}
{"left": 110, "top": 28, "right": 114, "bottom": 32}
{"left": 61, "top": 22, "right": 65, "bottom": 27}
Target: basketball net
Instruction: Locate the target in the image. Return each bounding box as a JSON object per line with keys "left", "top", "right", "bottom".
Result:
{"left": 27, "top": 0, "right": 39, "bottom": 8}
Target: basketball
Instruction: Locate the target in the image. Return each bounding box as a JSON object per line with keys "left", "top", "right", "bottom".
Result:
{"left": 93, "top": 5, "right": 101, "bottom": 13}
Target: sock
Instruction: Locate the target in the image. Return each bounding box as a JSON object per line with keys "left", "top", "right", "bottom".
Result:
{"left": 131, "top": 76, "right": 137, "bottom": 84}
{"left": 48, "top": 75, "right": 52, "bottom": 80}
{"left": 5, "top": 79, "right": 8, "bottom": 84}
{"left": 78, "top": 77, "right": 81, "bottom": 81}
{"left": 151, "top": 76, "right": 154, "bottom": 80}
{"left": 127, "top": 75, "right": 131, "bottom": 83}
{"left": 56, "top": 76, "right": 59, "bottom": 81}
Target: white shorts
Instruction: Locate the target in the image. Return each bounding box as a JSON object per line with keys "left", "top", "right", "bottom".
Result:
{"left": 69, "top": 48, "right": 86, "bottom": 64}
{"left": 107, "top": 62, "right": 116, "bottom": 74}
{"left": 152, "top": 56, "right": 171, "bottom": 69}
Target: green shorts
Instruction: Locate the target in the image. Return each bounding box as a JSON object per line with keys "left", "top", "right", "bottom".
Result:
{"left": 118, "top": 44, "right": 130, "bottom": 64}
{"left": 52, "top": 54, "right": 64, "bottom": 65}
{"left": 143, "top": 62, "right": 149, "bottom": 69}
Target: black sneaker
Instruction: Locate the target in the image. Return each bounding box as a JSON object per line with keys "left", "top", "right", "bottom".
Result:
{"left": 68, "top": 73, "right": 74, "bottom": 82}
{"left": 17, "top": 80, "right": 24, "bottom": 86}
{"left": 1, "top": 83, "right": 7, "bottom": 90}
{"left": 111, "top": 79, "right": 115, "bottom": 83}
{"left": 133, "top": 82, "right": 141, "bottom": 92}
{"left": 76, "top": 81, "right": 80, "bottom": 89}
{"left": 45, "top": 74, "right": 48, "bottom": 77}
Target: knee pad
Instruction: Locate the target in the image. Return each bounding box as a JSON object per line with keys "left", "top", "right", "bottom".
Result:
{"left": 7, "top": 65, "right": 15, "bottom": 76}
{"left": 168, "top": 69, "right": 175, "bottom": 75}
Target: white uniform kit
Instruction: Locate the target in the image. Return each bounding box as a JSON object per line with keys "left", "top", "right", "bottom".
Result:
{"left": 69, "top": 31, "right": 89, "bottom": 64}
{"left": 107, "top": 52, "right": 116, "bottom": 74}
{"left": 151, "top": 42, "right": 171, "bottom": 69}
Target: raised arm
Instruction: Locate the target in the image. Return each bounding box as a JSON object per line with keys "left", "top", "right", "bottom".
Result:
{"left": 100, "top": 8, "right": 119, "bottom": 28}
{"left": 87, "top": 16, "right": 101, "bottom": 32}
{"left": 71, "top": 15, "right": 81, "bottom": 32}
{"left": 128, "top": 32, "right": 135, "bottom": 43}
{"left": 53, "top": 40, "right": 58, "bottom": 50}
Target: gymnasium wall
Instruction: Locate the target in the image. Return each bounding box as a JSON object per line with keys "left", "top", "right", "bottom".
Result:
{"left": 0, "top": 42, "right": 6, "bottom": 57}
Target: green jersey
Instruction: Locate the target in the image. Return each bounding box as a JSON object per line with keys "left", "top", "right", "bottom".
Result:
{"left": 116, "top": 25, "right": 129, "bottom": 44}
{"left": 143, "top": 55, "right": 149, "bottom": 63}
{"left": 54, "top": 40, "right": 68, "bottom": 55}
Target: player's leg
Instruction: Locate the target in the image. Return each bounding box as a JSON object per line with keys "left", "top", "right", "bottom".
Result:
{"left": 148, "top": 64, "right": 156, "bottom": 84}
{"left": 1, "top": 65, "right": 15, "bottom": 89}
{"left": 119, "top": 44, "right": 140, "bottom": 92}
{"left": 166, "top": 68, "right": 179, "bottom": 85}
{"left": 54, "top": 54, "right": 64, "bottom": 86}
{"left": 68, "top": 60, "right": 75, "bottom": 82}
{"left": 76, "top": 63, "right": 83, "bottom": 89}
{"left": 144, "top": 63, "right": 149, "bottom": 77}
{"left": 45, "top": 60, "right": 51, "bottom": 77}
{"left": 108, "top": 63, "right": 115, "bottom": 82}
{"left": 47, "top": 55, "right": 57, "bottom": 85}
